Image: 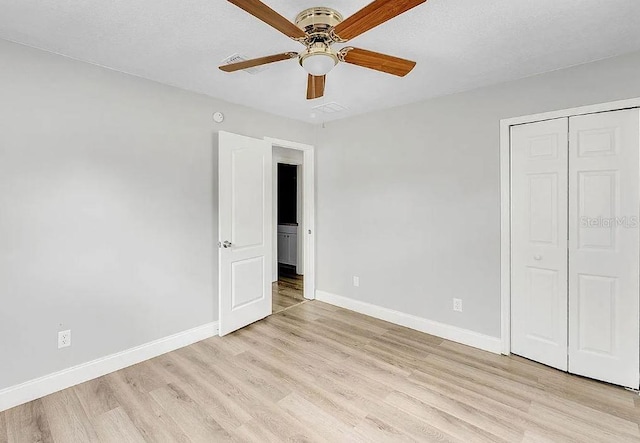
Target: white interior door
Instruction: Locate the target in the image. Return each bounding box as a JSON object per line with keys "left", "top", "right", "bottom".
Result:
{"left": 568, "top": 109, "right": 640, "bottom": 388}
{"left": 219, "top": 131, "right": 272, "bottom": 336}
{"left": 511, "top": 118, "right": 569, "bottom": 371}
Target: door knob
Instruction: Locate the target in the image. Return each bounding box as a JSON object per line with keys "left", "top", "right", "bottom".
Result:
{"left": 222, "top": 241, "right": 232, "bottom": 248}
{"left": 534, "top": 255, "right": 542, "bottom": 261}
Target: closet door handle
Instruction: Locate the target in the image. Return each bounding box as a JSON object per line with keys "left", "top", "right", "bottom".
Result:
{"left": 533, "top": 255, "right": 542, "bottom": 261}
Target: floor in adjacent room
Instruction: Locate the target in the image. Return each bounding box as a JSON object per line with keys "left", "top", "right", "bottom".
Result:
{"left": 1, "top": 301, "right": 639, "bottom": 442}
{"left": 272, "top": 264, "right": 304, "bottom": 314}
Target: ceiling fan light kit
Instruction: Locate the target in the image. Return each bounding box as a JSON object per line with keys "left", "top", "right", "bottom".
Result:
{"left": 220, "top": 0, "right": 426, "bottom": 99}
{"left": 300, "top": 43, "right": 338, "bottom": 76}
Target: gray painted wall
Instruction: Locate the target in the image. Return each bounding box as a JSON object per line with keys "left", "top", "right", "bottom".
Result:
{"left": 315, "top": 50, "right": 640, "bottom": 338}
{"left": 4, "top": 35, "right": 640, "bottom": 392}
{"left": 0, "top": 39, "right": 313, "bottom": 390}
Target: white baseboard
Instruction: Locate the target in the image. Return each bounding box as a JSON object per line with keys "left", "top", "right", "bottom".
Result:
{"left": 315, "top": 291, "right": 501, "bottom": 354}
{"left": 0, "top": 322, "right": 218, "bottom": 412}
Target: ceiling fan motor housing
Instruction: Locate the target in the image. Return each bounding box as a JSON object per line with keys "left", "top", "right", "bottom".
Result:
{"left": 295, "top": 7, "right": 343, "bottom": 72}
{"left": 295, "top": 7, "right": 343, "bottom": 39}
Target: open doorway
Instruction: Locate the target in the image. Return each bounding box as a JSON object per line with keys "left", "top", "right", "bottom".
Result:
{"left": 218, "top": 133, "right": 315, "bottom": 336}
{"left": 272, "top": 149, "right": 305, "bottom": 313}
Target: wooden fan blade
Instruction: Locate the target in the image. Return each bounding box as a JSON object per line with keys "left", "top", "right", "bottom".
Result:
{"left": 307, "top": 74, "right": 325, "bottom": 100}
{"left": 340, "top": 47, "right": 416, "bottom": 77}
{"left": 219, "top": 52, "right": 297, "bottom": 72}
{"left": 332, "top": 0, "right": 426, "bottom": 41}
{"left": 227, "top": 0, "right": 306, "bottom": 39}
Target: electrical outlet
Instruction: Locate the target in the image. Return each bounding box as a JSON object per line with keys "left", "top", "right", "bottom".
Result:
{"left": 58, "top": 330, "right": 71, "bottom": 349}
{"left": 353, "top": 276, "right": 360, "bottom": 287}
{"left": 453, "top": 298, "right": 463, "bottom": 312}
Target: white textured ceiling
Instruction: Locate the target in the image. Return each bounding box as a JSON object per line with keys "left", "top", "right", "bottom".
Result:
{"left": 2, "top": 0, "right": 640, "bottom": 122}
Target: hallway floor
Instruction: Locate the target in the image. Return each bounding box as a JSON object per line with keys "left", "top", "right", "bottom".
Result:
{"left": 272, "top": 265, "right": 304, "bottom": 314}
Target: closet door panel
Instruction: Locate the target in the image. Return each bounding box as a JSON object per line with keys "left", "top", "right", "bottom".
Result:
{"left": 511, "top": 118, "right": 569, "bottom": 371}
{"left": 569, "top": 109, "right": 640, "bottom": 388}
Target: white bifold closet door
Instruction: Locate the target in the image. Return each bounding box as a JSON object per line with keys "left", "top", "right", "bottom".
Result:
{"left": 568, "top": 109, "right": 639, "bottom": 388}
{"left": 511, "top": 118, "right": 569, "bottom": 371}
{"left": 512, "top": 109, "right": 640, "bottom": 388}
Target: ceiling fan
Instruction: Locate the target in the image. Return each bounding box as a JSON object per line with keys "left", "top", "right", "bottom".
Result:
{"left": 219, "top": 0, "right": 426, "bottom": 99}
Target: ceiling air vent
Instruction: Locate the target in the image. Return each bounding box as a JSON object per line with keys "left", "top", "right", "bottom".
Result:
{"left": 221, "top": 53, "right": 267, "bottom": 74}
{"left": 311, "top": 102, "right": 348, "bottom": 114}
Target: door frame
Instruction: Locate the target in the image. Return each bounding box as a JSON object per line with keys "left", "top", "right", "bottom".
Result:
{"left": 500, "top": 96, "right": 640, "bottom": 355}
{"left": 265, "top": 137, "right": 316, "bottom": 300}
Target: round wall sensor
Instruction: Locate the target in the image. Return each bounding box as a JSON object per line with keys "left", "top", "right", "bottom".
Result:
{"left": 213, "top": 112, "right": 224, "bottom": 123}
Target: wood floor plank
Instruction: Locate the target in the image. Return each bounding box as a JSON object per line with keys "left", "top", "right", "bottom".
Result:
{"left": 272, "top": 294, "right": 298, "bottom": 312}
{"left": 255, "top": 317, "right": 354, "bottom": 363}
{"left": 278, "top": 393, "right": 368, "bottom": 443}
{"left": 409, "top": 358, "right": 533, "bottom": 412}
{"left": 172, "top": 345, "right": 324, "bottom": 441}
{"left": 230, "top": 419, "right": 282, "bottom": 443}
{"left": 365, "top": 400, "right": 461, "bottom": 443}
{"left": 268, "top": 310, "right": 371, "bottom": 347}
{"left": 241, "top": 325, "right": 394, "bottom": 405}
{"left": 2, "top": 300, "right": 639, "bottom": 442}
{"left": 385, "top": 391, "right": 509, "bottom": 443}
{"left": 0, "top": 411, "right": 6, "bottom": 443}
{"left": 277, "top": 305, "right": 321, "bottom": 322}
{"left": 272, "top": 270, "right": 304, "bottom": 314}
{"left": 397, "top": 380, "right": 524, "bottom": 441}
{"left": 104, "top": 370, "right": 190, "bottom": 442}
{"left": 209, "top": 330, "right": 249, "bottom": 356}
{"left": 4, "top": 400, "right": 53, "bottom": 443}
{"left": 229, "top": 336, "right": 372, "bottom": 427}
{"left": 91, "top": 407, "right": 145, "bottom": 443}
{"left": 313, "top": 307, "right": 392, "bottom": 336}
{"left": 522, "top": 430, "right": 560, "bottom": 443}
{"left": 245, "top": 320, "right": 395, "bottom": 401}
{"left": 73, "top": 377, "right": 120, "bottom": 419}
{"left": 350, "top": 414, "right": 417, "bottom": 442}
{"left": 527, "top": 401, "right": 640, "bottom": 443}
{"left": 149, "top": 353, "right": 252, "bottom": 432}
{"left": 40, "top": 389, "right": 99, "bottom": 443}
{"left": 427, "top": 351, "right": 640, "bottom": 432}
{"left": 148, "top": 384, "right": 232, "bottom": 441}
{"left": 297, "top": 299, "right": 340, "bottom": 314}
{"left": 376, "top": 336, "right": 543, "bottom": 389}
{"left": 192, "top": 340, "right": 292, "bottom": 403}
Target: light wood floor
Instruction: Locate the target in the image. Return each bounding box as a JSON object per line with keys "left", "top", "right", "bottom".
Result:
{"left": 272, "top": 267, "right": 304, "bottom": 314}
{"left": 2, "top": 301, "right": 639, "bottom": 442}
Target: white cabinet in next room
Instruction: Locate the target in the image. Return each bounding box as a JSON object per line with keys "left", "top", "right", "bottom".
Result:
{"left": 277, "top": 225, "right": 297, "bottom": 266}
